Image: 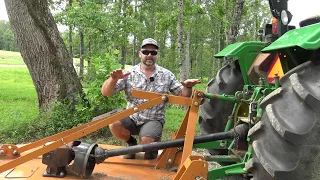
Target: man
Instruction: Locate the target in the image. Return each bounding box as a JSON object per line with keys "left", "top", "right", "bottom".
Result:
{"left": 101, "top": 38, "right": 200, "bottom": 159}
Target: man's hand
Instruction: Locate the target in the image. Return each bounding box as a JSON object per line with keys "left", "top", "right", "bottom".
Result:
{"left": 110, "top": 69, "right": 131, "bottom": 80}
{"left": 181, "top": 79, "right": 201, "bottom": 88}
{"left": 102, "top": 69, "right": 131, "bottom": 96}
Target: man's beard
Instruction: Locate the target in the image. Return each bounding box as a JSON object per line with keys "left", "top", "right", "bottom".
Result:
{"left": 143, "top": 59, "right": 155, "bottom": 66}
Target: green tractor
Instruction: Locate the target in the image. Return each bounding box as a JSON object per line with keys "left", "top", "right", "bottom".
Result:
{"left": 198, "top": 0, "right": 320, "bottom": 179}
{"left": 0, "top": 1, "right": 319, "bottom": 180}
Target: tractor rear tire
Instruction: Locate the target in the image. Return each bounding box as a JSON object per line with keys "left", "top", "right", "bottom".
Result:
{"left": 199, "top": 61, "right": 244, "bottom": 155}
{"left": 246, "top": 61, "right": 320, "bottom": 180}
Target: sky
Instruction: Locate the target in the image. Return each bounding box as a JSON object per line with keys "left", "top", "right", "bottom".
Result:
{"left": 0, "top": 0, "right": 319, "bottom": 28}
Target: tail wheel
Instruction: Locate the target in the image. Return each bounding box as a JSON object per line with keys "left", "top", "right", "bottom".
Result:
{"left": 199, "top": 61, "right": 244, "bottom": 155}
{"left": 246, "top": 61, "right": 320, "bottom": 180}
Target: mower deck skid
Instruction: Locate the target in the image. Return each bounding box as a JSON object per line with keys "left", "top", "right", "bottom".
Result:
{"left": 0, "top": 144, "right": 175, "bottom": 180}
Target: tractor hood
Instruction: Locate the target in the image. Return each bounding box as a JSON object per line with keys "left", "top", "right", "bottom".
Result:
{"left": 214, "top": 42, "right": 265, "bottom": 58}
{"left": 263, "top": 23, "right": 320, "bottom": 52}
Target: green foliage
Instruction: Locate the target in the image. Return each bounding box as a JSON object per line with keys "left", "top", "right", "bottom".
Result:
{"left": 82, "top": 50, "right": 126, "bottom": 115}
{"left": 0, "top": 20, "right": 18, "bottom": 51}
{"left": 35, "top": 50, "right": 127, "bottom": 139}
{"left": 0, "top": 50, "right": 127, "bottom": 143}
{"left": 237, "top": 0, "right": 272, "bottom": 41}
{"left": 54, "top": 0, "right": 272, "bottom": 80}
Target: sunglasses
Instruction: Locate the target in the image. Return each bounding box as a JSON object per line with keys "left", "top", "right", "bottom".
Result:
{"left": 141, "top": 50, "right": 158, "bottom": 56}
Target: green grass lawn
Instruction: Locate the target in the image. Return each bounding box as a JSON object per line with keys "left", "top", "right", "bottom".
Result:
{"left": 0, "top": 67, "right": 38, "bottom": 134}
{"left": 0, "top": 50, "right": 24, "bottom": 65}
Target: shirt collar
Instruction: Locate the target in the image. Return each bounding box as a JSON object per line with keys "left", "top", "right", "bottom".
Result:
{"left": 133, "top": 63, "right": 163, "bottom": 76}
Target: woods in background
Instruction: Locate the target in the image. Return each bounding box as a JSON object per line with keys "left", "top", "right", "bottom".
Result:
{"left": 53, "top": 0, "right": 271, "bottom": 80}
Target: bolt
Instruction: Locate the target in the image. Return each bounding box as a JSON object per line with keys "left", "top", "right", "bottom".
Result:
{"left": 161, "top": 96, "right": 168, "bottom": 102}
{"left": 243, "top": 168, "right": 247, "bottom": 171}
{"left": 194, "top": 102, "right": 199, "bottom": 106}
{"left": 195, "top": 177, "right": 205, "bottom": 180}
{"left": 134, "top": 107, "right": 139, "bottom": 112}
{"left": 0, "top": 150, "right": 5, "bottom": 155}
{"left": 13, "top": 150, "right": 19, "bottom": 156}
{"left": 168, "top": 158, "right": 173, "bottom": 164}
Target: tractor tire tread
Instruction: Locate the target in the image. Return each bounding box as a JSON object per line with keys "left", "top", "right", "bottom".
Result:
{"left": 247, "top": 60, "right": 320, "bottom": 180}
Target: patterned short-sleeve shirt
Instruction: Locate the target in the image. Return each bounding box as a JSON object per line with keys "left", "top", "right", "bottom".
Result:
{"left": 114, "top": 63, "right": 183, "bottom": 125}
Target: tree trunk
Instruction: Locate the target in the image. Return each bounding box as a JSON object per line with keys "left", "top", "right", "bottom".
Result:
{"left": 227, "top": 0, "right": 245, "bottom": 45}
{"left": 212, "top": 47, "right": 216, "bottom": 77}
{"left": 79, "top": 29, "right": 84, "bottom": 77}
{"left": 199, "top": 44, "right": 203, "bottom": 79}
{"left": 121, "top": 45, "right": 126, "bottom": 69}
{"left": 78, "top": 0, "right": 84, "bottom": 77}
{"left": 120, "top": 0, "right": 128, "bottom": 69}
{"left": 253, "top": 0, "right": 259, "bottom": 41}
{"left": 211, "top": 20, "right": 219, "bottom": 76}
{"left": 132, "top": 0, "right": 138, "bottom": 66}
{"left": 218, "top": 21, "right": 224, "bottom": 70}
{"left": 185, "top": 27, "right": 191, "bottom": 79}
{"left": 224, "top": 0, "right": 230, "bottom": 45}
{"left": 68, "top": 26, "right": 73, "bottom": 58}
{"left": 68, "top": 0, "right": 73, "bottom": 59}
{"left": 170, "top": 29, "right": 177, "bottom": 74}
{"left": 88, "top": 40, "right": 91, "bottom": 67}
{"left": 132, "top": 35, "right": 136, "bottom": 66}
{"left": 177, "top": 0, "right": 187, "bottom": 82}
{"left": 4, "top": 0, "right": 82, "bottom": 110}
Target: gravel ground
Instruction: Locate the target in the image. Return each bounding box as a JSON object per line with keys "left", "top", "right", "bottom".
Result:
{"left": 192, "top": 149, "right": 249, "bottom": 180}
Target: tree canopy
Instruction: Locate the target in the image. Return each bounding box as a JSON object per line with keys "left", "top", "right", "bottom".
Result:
{"left": 54, "top": 0, "right": 271, "bottom": 79}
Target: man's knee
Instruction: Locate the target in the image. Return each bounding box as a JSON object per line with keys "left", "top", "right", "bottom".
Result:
{"left": 141, "top": 136, "right": 156, "bottom": 144}
{"left": 140, "top": 121, "right": 163, "bottom": 143}
{"left": 109, "top": 121, "right": 123, "bottom": 131}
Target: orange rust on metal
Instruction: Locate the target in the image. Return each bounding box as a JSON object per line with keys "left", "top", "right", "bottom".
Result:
{"left": 132, "top": 89, "right": 192, "bottom": 106}
{"left": 179, "top": 90, "right": 202, "bottom": 169}
{"left": 0, "top": 97, "right": 164, "bottom": 173}
{"left": 156, "top": 108, "right": 191, "bottom": 168}
{"left": 5, "top": 165, "right": 38, "bottom": 178}
{"left": 0, "top": 144, "right": 19, "bottom": 159}
{"left": 174, "top": 155, "right": 208, "bottom": 180}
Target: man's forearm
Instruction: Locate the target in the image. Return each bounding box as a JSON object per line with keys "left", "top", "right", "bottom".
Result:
{"left": 181, "top": 86, "right": 192, "bottom": 97}
{"left": 101, "top": 78, "right": 118, "bottom": 96}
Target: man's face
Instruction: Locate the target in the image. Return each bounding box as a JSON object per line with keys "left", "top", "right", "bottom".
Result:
{"left": 139, "top": 45, "right": 158, "bottom": 66}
